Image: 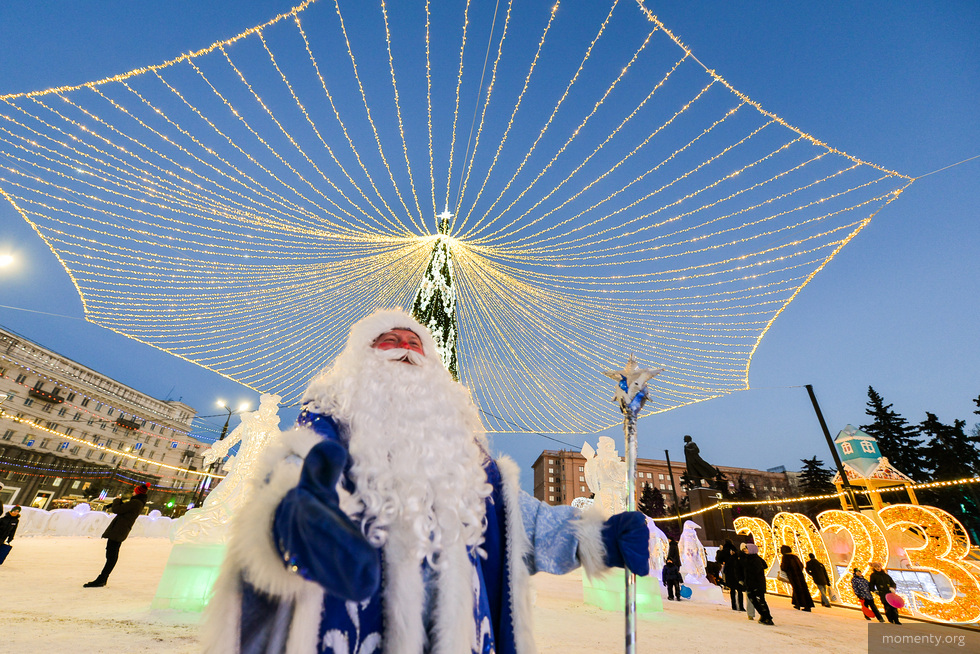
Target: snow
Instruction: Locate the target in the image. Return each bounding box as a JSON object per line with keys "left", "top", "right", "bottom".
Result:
{"left": 3, "top": 536, "right": 890, "bottom": 653}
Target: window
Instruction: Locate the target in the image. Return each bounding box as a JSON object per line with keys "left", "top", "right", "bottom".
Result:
{"left": 66, "top": 392, "right": 75, "bottom": 402}
{"left": 580, "top": 486, "right": 586, "bottom": 492}
{"left": 72, "top": 480, "right": 81, "bottom": 489}
{"left": 2, "top": 429, "right": 13, "bottom": 441}
{"left": 85, "top": 450, "right": 93, "bottom": 459}
{"left": 548, "top": 467, "right": 554, "bottom": 473}
{"left": 23, "top": 397, "right": 34, "bottom": 407}
{"left": 81, "top": 398, "right": 90, "bottom": 407}
{"left": 15, "top": 373, "right": 27, "bottom": 384}
{"left": 105, "top": 439, "right": 113, "bottom": 448}
{"left": 579, "top": 466, "right": 584, "bottom": 472}
{"left": 548, "top": 459, "right": 555, "bottom": 464}
{"left": 95, "top": 402, "right": 104, "bottom": 411}
{"left": 659, "top": 473, "right": 664, "bottom": 480}
{"left": 860, "top": 440, "right": 876, "bottom": 454}
{"left": 57, "top": 407, "right": 67, "bottom": 417}
{"left": 548, "top": 477, "right": 554, "bottom": 482}
{"left": 659, "top": 484, "right": 665, "bottom": 490}
{"left": 70, "top": 446, "right": 80, "bottom": 455}
{"left": 98, "top": 452, "right": 106, "bottom": 461}
{"left": 579, "top": 475, "right": 585, "bottom": 482}
{"left": 40, "top": 438, "right": 50, "bottom": 449}
{"left": 64, "top": 427, "right": 73, "bottom": 436}
{"left": 549, "top": 486, "right": 554, "bottom": 492}
{"left": 41, "top": 402, "right": 52, "bottom": 413}
{"left": 841, "top": 442, "right": 853, "bottom": 455}
{"left": 549, "top": 496, "right": 555, "bottom": 502}
{"left": 154, "top": 439, "right": 160, "bottom": 447}
{"left": 106, "top": 407, "right": 114, "bottom": 416}
{"left": 73, "top": 412, "right": 81, "bottom": 421}
{"left": 52, "top": 477, "right": 62, "bottom": 487}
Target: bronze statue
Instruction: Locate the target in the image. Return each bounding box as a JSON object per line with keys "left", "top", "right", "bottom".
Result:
{"left": 683, "top": 435, "right": 719, "bottom": 487}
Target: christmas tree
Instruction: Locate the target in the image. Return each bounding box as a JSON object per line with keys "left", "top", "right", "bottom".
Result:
{"left": 412, "top": 208, "right": 459, "bottom": 379}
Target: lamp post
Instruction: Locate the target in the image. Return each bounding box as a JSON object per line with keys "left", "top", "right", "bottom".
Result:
{"left": 193, "top": 400, "right": 248, "bottom": 507}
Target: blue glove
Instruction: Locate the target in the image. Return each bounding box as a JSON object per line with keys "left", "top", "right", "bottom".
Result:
{"left": 601, "top": 511, "right": 650, "bottom": 576}
{"left": 273, "top": 439, "right": 381, "bottom": 601}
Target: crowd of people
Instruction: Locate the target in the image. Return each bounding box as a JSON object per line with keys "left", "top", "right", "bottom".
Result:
{"left": 713, "top": 537, "right": 905, "bottom": 628}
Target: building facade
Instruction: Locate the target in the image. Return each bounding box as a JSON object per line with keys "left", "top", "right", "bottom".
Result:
{"left": 0, "top": 324, "right": 207, "bottom": 512}
{"left": 531, "top": 448, "right": 795, "bottom": 513}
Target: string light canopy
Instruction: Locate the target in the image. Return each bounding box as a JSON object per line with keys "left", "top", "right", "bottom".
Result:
{"left": 0, "top": 0, "right": 912, "bottom": 434}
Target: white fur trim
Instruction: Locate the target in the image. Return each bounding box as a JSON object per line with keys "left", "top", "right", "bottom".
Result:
{"left": 381, "top": 531, "right": 426, "bottom": 654}
{"left": 496, "top": 456, "right": 536, "bottom": 654}
{"left": 432, "top": 541, "right": 475, "bottom": 654}
{"left": 573, "top": 509, "right": 612, "bottom": 580}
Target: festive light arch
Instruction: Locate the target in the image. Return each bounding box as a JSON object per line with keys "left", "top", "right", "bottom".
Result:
{"left": 0, "top": 0, "right": 912, "bottom": 433}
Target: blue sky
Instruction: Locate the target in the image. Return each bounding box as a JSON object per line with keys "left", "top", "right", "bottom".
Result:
{"left": 1, "top": 1, "right": 977, "bottom": 489}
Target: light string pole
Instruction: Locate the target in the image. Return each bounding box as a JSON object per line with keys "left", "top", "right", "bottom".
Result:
{"left": 804, "top": 384, "right": 859, "bottom": 511}
{"left": 604, "top": 355, "right": 663, "bottom": 654}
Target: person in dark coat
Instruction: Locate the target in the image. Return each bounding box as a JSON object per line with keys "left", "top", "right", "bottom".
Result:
{"left": 662, "top": 558, "right": 683, "bottom": 601}
{"left": 869, "top": 562, "right": 901, "bottom": 624}
{"left": 0, "top": 505, "right": 21, "bottom": 543}
{"left": 804, "top": 552, "right": 833, "bottom": 607}
{"left": 779, "top": 544, "right": 814, "bottom": 611}
{"left": 718, "top": 539, "right": 745, "bottom": 611}
{"left": 84, "top": 483, "right": 149, "bottom": 587}
{"left": 851, "top": 568, "right": 885, "bottom": 622}
{"left": 741, "top": 543, "right": 774, "bottom": 625}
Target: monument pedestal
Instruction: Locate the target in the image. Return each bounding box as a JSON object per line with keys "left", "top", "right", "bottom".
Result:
{"left": 582, "top": 572, "right": 663, "bottom": 615}
{"left": 152, "top": 542, "right": 226, "bottom": 612}
{"left": 688, "top": 487, "right": 736, "bottom": 547}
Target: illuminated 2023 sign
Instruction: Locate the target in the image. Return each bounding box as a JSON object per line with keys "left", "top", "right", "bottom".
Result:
{"left": 734, "top": 504, "right": 980, "bottom": 624}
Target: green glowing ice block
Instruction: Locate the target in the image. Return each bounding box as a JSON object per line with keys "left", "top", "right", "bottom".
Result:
{"left": 152, "top": 542, "right": 227, "bottom": 612}
{"left": 582, "top": 571, "right": 663, "bottom": 615}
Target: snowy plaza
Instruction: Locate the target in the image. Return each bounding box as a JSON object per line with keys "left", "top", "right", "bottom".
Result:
{"left": 7, "top": 536, "right": 972, "bottom": 654}
{"left": 2, "top": 1, "right": 979, "bottom": 653}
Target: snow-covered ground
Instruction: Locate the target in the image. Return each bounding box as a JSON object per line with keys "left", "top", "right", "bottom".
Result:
{"left": 0, "top": 537, "right": 962, "bottom": 653}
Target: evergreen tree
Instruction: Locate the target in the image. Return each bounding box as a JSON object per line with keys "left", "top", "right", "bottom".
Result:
{"left": 798, "top": 457, "right": 835, "bottom": 494}
{"left": 918, "top": 411, "right": 980, "bottom": 538}
{"left": 860, "top": 386, "right": 925, "bottom": 480}
{"left": 713, "top": 470, "right": 730, "bottom": 496}
{"left": 411, "top": 210, "right": 458, "bottom": 379}
{"left": 679, "top": 471, "right": 697, "bottom": 492}
{"left": 797, "top": 457, "right": 836, "bottom": 518}
{"left": 919, "top": 412, "right": 980, "bottom": 480}
{"left": 638, "top": 484, "right": 667, "bottom": 518}
{"left": 730, "top": 475, "right": 758, "bottom": 519}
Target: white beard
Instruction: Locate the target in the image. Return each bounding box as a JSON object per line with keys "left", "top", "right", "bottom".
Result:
{"left": 303, "top": 346, "right": 491, "bottom": 567}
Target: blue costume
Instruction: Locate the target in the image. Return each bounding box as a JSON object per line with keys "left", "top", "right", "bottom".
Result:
{"left": 204, "top": 410, "right": 648, "bottom": 654}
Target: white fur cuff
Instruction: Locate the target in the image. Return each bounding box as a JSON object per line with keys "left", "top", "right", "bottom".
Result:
{"left": 574, "top": 509, "right": 611, "bottom": 579}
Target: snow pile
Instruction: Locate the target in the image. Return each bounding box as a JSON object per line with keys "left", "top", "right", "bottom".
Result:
{"left": 3, "top": 503, "right": 177, "bottom": 538}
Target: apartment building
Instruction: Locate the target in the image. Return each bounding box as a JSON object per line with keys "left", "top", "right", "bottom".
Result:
{"left": 531, "top": 448, "right": 794, "bottom": 509}
{"left": 0, "top": 324, "right": 206, "bottom": 511}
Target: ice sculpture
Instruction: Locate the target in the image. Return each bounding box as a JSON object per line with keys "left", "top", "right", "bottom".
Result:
{"left": 581, "top": 436, "right": 627, "bottom": 517}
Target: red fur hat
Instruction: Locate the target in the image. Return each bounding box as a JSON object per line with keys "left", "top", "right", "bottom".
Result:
{"left": 133, "top": 483, "right": 149, "bottom": 496}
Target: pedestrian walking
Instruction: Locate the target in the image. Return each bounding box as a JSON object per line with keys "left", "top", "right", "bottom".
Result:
{"left": 779, "top": 544, "right": 815, "bottom": 611}
{"left": 662, "top": 557, "right": 683, "bottom": 601}
{"left": 741, "top": 543, "right": 774, "bottom": 625}
{"left": 718, "top": 539, "right": 745, "bottom": 611}
{"left": 869, "top": 562, "right": 901, "bottom": 624}
{"left": 851, "top": 568, "right": 885, "bottom": 622}
{"left": 0, "top": 505, "right": 21, "bottom": 565}
{"left": 84, "top": 483, "right": 149, "bottom": 587}
{"left": 805, "top": 552, "right": 833, "bottom": 607}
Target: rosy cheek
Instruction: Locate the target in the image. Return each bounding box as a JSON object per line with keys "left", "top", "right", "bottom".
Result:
{"left": 374, "top": 341, "right": 397, "bottom": 350}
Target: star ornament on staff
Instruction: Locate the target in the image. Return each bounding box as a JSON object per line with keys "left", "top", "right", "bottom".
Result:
{"left": 603, "top": 355, "right": 664, "bottom": 419}
{"left": 602, "top": 355, "right": 663, "bottom": 654}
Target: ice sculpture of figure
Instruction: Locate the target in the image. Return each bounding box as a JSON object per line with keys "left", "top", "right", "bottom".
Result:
{"left": 679, "top": 520, "right": 708, "bottom": 584}
{"left": 647, "top": 518, "right": 669, "bottom": 575}
{"left": 173, "top": 393, "right": 282, "bottom": 545}
{"left": 581, "top": 436, "right": 627, "bottom": 517}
